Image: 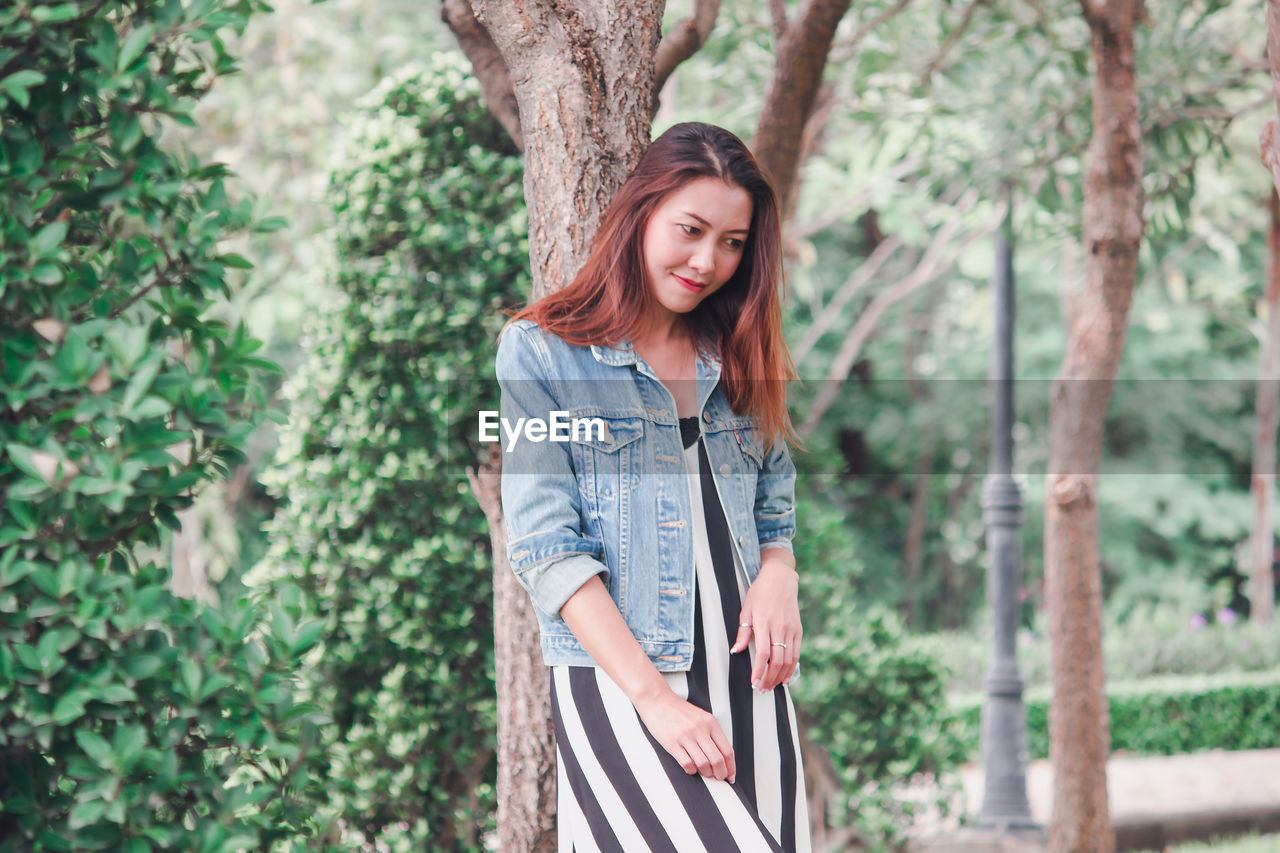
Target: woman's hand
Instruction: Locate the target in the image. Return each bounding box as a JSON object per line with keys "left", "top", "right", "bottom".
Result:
{"left": 633, "top": 687, "right": 736, "bottom": 783}
{"left": 730, "top": 556, "right": 801, "bottom": 692}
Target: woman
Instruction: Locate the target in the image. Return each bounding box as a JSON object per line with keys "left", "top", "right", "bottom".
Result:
{"left": 496, "top": 122, "right": 810, "bottom": 852}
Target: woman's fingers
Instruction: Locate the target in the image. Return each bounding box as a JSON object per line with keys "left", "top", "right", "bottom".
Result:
{"left": 763, "top": 640, "right": 787, "bottom": 691}
{"left": 676, "top": 745, "right": 699, "bottom": 775}
{"left": 642, "top": 694, "right": 736, "bottom": 782}
{"left": 684, "top": 740, "right": 713, "bottom": 777}
{"left": 729, "top": 620, "right": 752, "bottom": 654}
{"left": 750, "top": 629, "right": 802, "bottom": 691}
{"left": 751, "top": 629, "right": 770, "bottom": 687}
{"left": 695, "top": 732, "right": 730, "bottom": 780}
{"left": 709, "top": 720, "right": 736, "bottom": 783}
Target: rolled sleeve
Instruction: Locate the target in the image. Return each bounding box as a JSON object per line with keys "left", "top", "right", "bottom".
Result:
{"left": 496, "top": 323, "right": 609, "bottom": 620}
{"left": 754, "top": 433, "right": 797, "bottom": 553}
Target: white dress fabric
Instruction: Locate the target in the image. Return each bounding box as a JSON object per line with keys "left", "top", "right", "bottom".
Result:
{"left": 550, "top": 417, "right": 812, "bottom": 852}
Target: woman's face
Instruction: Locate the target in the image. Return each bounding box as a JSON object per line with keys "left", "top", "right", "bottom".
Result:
{"left": 641, "top": 177, "right": 753, "bottom": 329}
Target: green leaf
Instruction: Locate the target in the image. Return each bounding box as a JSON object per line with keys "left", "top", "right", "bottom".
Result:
{"left": 74, "top": 730, "right": 115, "bottom": 770}
{"left": 291, "top": 618, "right": 325, "bottom": 655}
{"left": 67, "top": 796, "right": 108, "bottom": 830}
{"left": 32, "top": 262, "right": 63, "bottom": 285}
{"left": 117, "top": 25, "right": 155, "bottom": 73}
{"left": 104, "top": 324, "right": 149, "bottom": 370}
{"left": 128, "top": 395, "right": 171, "bottom": 420}
{"left": 31, "top": 4, "right": 80, "bottom": 23}
{"left": 121, "top": 353, "right": 162, "bottom": 413}
{"left": 5, "top": 444, "right": 45, "bottom": 480}
{"left": 254, "top": 216, "right": 288, "bottom": 233}
{"left": 216, "top": 253, "right": 254, "bottom": 270}
{"left": 53, "top": 691, "right": 87, "bottom": 725}
{"left": 113, "top": 723, "right": 147, "bottom": 771}
{"left": 31, "top": 220, "right": 68, "bottom": 256}
{"left": 179, "top": 658, "right": 201, "bottom": 699}
{"left": 0, "top": 70, "right": 45, "bottom": 109}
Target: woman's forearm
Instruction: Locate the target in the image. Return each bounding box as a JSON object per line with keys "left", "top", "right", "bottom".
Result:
{"left": 558, "top": 575, "right": 672, "bottom": 706}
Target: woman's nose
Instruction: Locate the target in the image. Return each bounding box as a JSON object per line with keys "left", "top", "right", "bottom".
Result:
{"left": 689, "top": 240, "right": 714, "bottom": 274}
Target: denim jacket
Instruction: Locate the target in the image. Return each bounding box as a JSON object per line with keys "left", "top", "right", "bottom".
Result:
{"left": 495, "top": 319, "right": 797, "bottom": 671}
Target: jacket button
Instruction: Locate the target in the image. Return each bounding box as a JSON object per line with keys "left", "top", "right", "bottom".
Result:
{"left": 719, "top": 463, "right": 731, "bottom": 476}
{"left": 703, "top": 411, "right": 713, "bottom": 423}
{"left": 737, "top": 534, "right": 747, "bottom": 547}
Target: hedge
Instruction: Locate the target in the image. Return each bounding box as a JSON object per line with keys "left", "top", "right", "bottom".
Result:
{"left": 950, "top": 669, "right": 1280, "bottom": 760}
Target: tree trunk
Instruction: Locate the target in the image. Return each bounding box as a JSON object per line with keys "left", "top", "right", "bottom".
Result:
{"left": 1045, "top": 2, "right": 1144, "bottom": 851}
{"left": 1249, "top": 191, "right": 1280, "bottom": 628}
{"left": 464, "top": 3, "right": 664, "bottom": 849}
{"left": 1252, "top": 0, "right": 1280, "bottom": 627}
{"left": 470, "top": 1, "right": 662, "bottom": 299}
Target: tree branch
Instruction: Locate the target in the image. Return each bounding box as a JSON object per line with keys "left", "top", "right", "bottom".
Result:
{"left": 789, "top": 154, "right": 923, "bottom": 240}
{"left": 800, "top": 194, "right": 1003, "bottom": 436}
{"left": 792, "top": 233, "right": 903, "bottom": 366}
{"left": 442, "top": 0, "right": 522, "bottom": 151}
{"left": 919, "top": 0, "right": 986, "bottom": 83}
{"left": 651, "top": 0, "right": 721, "bottom": 116}
{"left": 752, "top": 0, "right": 855, "bottom": 214}
{"left": 832, "top": 0, "right": 913, "bottom": 63}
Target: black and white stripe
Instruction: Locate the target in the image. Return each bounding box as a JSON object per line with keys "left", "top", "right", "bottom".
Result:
{"left": 549, "top": 424, "right": 811, "bottom": 852}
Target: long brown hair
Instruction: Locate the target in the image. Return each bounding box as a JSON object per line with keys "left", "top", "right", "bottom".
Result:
{"left": 509, "top": 122, "right": 797, "bottom": 447}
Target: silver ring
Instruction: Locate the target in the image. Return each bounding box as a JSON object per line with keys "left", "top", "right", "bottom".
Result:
{"left": 772, "top": 642, "right": 787, "bottom": 648}
{"left": 739, "top": 623, "right": 752, "bottom": 628}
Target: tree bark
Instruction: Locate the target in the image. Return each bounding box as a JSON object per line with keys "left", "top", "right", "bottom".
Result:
{"left": 1248, "top": 190, "right": 1280, "bottom": 628}
{"left": 1251, "top": 0, "right": 1280, "bottom": 627}
{"left": 752, "top": 0, "right": 854, "bottom": 215}
{"left": 1045, "top": 2, "right": 1144, "bottom": 851}
{"left": 463, "top": 3, "right": 663, "bottom": 850}
{"left": 467, "top": 444, "right": 556, "bottom": 851}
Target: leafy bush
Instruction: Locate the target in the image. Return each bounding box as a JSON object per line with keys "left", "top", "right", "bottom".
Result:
{"left": 791, "top": 495, "right": 968, "bottom": 845}
{"left": 247, "top": 55, "right": 526, "bottom": 851}
{"left": 0, "top": 1, "right": 327, "bottom": 849}
{"left": 949, "top": 669, "right": 1280, "bottom": 760}
{"left": 932, "top": 600, "right": 1280, "bottom": 696}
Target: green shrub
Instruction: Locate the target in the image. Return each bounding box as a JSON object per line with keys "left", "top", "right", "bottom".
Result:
{"left": 932, "top": 602, "right": 1280, "bottom": 697}
{"left": 247, "top": 55, "right": 526, "bottom": 851}
{"left": 0, "top": 1, "right": 326, "bottom": 849}
{"left": 792, "top": 494, "right": 968, "bottom": 845}
{"left": 949, "top": 669, "right": 1280, "bottom": 760}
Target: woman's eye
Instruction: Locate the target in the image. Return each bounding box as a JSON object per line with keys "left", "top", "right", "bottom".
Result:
{"left": 679, "top": 223, "right": 700, "bottom": 236}
{"left": 726, "top": 238, "right": 744, "bottom": 250}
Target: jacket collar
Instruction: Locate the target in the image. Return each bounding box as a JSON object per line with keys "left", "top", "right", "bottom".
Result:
{"left": 590, "top": 339, "right": 722, "bottom": 372}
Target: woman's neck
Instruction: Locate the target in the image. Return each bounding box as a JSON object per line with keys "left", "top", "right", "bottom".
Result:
{"left": 633, "top": 312, "right": 692, "bottom": 353}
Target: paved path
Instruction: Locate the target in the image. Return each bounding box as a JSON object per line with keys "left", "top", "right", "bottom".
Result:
{"left": 907, "top": 749, "right": 1280, "bottom": 850}
{"left": 962, "top": 748, "right": 1280, "bottom": 823}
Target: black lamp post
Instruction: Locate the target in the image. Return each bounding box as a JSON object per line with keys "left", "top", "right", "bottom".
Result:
{"left": 978, "top": 197, "right": 1038, "bottom": 830}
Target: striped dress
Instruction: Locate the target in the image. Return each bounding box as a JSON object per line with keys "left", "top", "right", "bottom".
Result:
{"left": 550, "top": 416, "right": 812, "bottom": 852}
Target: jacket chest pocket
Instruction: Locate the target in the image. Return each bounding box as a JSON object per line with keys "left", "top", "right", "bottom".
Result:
{"left": 570, "top": 416, "right": 644, "bottom": 500}
{"left": 706, "top": 425, "right": 764, "bottom": 478}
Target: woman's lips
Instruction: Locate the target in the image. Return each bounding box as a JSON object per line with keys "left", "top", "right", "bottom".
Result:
{"left": 674, "top": 274, "right": 706, "bottom": 292}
